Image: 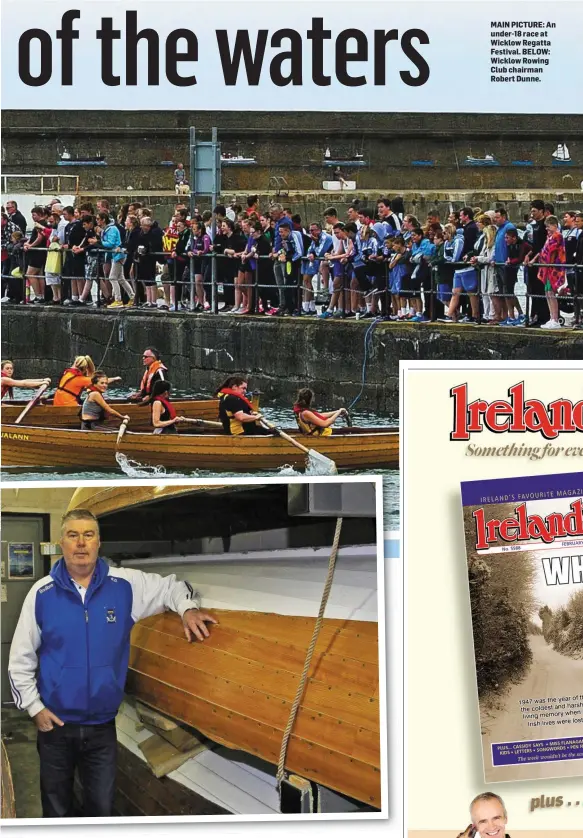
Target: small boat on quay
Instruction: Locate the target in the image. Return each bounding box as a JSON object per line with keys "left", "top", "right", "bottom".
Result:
{"left": 463, "top": 153, "right": 500, "bottom": 167}
{"left": 1, "top": 424, "right": 399, "bottom": 471}
{"left": 1, "top": 396, "right": 234, "bottom": 431}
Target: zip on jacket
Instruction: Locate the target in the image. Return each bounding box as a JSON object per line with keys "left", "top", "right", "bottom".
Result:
{"left": 8, "top": 557, "right": 200, "bottom": 725}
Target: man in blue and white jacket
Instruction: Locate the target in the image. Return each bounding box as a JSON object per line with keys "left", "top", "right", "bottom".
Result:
{"left": 8, "top": 508, "right": 216, "bottom": 818}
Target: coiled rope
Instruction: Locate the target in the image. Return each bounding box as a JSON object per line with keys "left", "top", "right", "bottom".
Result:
{"left": 276, "top": 516, "right": 343, "bottom": 788}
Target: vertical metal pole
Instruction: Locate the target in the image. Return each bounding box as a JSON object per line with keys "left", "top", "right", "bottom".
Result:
{"left": 211, "top": 127, "right": 219, "bottom": 314}
{"left": 189, "top": 126, "right": 196, "bottom": 312}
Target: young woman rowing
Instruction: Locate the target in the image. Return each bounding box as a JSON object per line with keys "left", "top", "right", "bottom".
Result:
{"left": 149, "top": 380, "right": 187, "bottom": 434}
{"left": 293, "top": 388, "right": 348, "bottom": 436}
{"left": 1, "top": 360, "right": 50, "bottom": 400}
{"left": 80, "top": 371, "right": 130, "bottom": 430}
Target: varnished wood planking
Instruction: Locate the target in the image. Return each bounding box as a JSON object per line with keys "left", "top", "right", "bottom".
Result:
{"left": 130, "top": 626, "right": 379, "bottom": 730}
{"left": 127, "top": 672, "right": 381, "bottom": 807}
{"left": 134, "top": 619, "right": 379, "bottom": 696}
{"left": 1, "top": 424, "right": 399, "bottom": 470}
{"left": 1, "top": 398, "right": 224, "bottom": 430}
{"left": 128, "top": 647, "right": 379, "bottom": 763}
{"left": 196, "top": 609, "right": 379, "bottom": 641}
{"left": 141, "top": 611, "right": 378, "bottom": 663}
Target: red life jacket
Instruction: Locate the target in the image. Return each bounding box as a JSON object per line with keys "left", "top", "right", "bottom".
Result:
{"left": 293, "top": 404, "right": 332, "bottom": 436}
{"left": 152, "top": 395, "right": 176, "bottom": 422}
{"left": 1, "top": 370, "right": 14, "bottom": 400}
{"left": 218, "top": 387, "right": 254, "bottom": 410}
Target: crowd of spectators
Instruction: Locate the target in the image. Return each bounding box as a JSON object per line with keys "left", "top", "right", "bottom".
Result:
{"left": 1, "top": 195, "right": 582, "bottom": 329}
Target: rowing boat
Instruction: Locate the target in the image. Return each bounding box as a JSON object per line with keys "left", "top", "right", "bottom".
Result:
{"left": 67, "top": 484, "right": 382, "bottom": 810}
{"left": 1, "top": 425, "right": 399, "bottom": 471}
{"left": 128, "top": 610, "right": 380, "bottom": 807}
{"left": 1, "top": 397, "right": 235, "bottom": 431}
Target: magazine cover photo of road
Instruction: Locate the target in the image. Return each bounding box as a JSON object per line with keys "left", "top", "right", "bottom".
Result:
{"left": 464, "top": 500, "right": 583, "bottom": 783}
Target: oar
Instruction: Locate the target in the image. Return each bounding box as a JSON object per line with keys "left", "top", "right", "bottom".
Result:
{"left": 343, "top": 410, "right": 353, "bottom": 428}
{"left": 260, "top": 418, "right": 337, "bottom": 475}
{"left": 179, "top": 417, "right": 224, "bottom": 429}
{"left": 116, "top": 417, "right": 130, "bottom": 445}
{"left": 14, "top": 383, "right": 49, "bottom": 425}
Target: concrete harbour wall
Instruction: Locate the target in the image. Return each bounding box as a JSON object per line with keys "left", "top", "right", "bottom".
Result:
{"left": 3, "top": 310, "right": 583, "bottom": 415}
{"left": 3, "top": 110, "right": 582, "bottom": 193}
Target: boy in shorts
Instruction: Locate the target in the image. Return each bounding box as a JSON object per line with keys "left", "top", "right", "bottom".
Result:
{"left": 502, "top": 228, "right": 530, "bottom": 325}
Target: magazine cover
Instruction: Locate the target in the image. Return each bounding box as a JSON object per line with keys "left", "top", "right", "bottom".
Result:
{"left": 461, "top": 473, "right": 583, "bottom": 784}
{"left": 404, "top": 364, "right": 583, "bottom": 838}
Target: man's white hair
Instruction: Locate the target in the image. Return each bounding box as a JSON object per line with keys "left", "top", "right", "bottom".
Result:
{"left": 470, "top": 792, "right": 507, "bottom": 820}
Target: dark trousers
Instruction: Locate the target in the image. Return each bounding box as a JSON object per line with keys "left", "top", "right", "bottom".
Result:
{"left": 284, "top": 261, "right": 300, "bottom": 312}
{"left": 37, "top": 721, "right": 117, "bottom": 817}
{"left": 527, "top": 266, "right": 550, "bottom": 324}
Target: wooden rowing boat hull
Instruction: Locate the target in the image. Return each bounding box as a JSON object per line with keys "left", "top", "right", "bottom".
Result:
{"left": 1, "top": 425, "right": 399, "bottom": 471}
{"left": 1, "top": 398, "right": 223, "bottom": 431}
{"left": 128, "top": 611, "right": 380, "bottom": 807}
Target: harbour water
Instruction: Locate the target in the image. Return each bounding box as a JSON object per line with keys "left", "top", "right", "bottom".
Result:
{"left": 1, "top": 390, "right": 400, "bottom": 529}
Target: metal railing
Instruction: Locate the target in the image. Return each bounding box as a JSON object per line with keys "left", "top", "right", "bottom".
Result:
{"left": 1, "top": 174, "right": 80, "bottom": 196}
{"left": 2, "top": 246, "right": 581, "bottom": 324}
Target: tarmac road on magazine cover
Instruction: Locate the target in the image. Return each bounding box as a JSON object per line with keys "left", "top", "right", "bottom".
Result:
{"left": 481, "top": 634, "right": 583, "bottom": 782}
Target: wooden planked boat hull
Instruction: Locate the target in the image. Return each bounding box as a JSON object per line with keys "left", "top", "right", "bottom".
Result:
{"left": 1, "top": 424, "right": 399, "bottom": 471}
{"left": 1, "top": 398, "right": 224, "bottom": 430}
{"left": 128, "top": 611, "right": 380, "bottom": 807}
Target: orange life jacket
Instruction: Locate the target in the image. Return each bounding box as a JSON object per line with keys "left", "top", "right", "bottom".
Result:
{"left": 140, "top": 360, "right": 167, "bottom": 395}
{"left": 53, "top": 369, "right": 91, "bottom": 406}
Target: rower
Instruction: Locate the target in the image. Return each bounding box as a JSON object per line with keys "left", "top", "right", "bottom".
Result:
{"left": 80, "top": 371, "right": 130, "bottom": 430}
{"left": 215, "top": 375, "right": 272, "bottom": 436}
{"left": 1, "top": 360, "right": 50, "bottom": 400}
{"left": 130, "top": 347, "right": 168, "bottom": 403}
{"left": 293, "top": 388, "right": 348, "bottom": 436}
{"left": 53, "top": 355, "right": 121, "bottom": 407}
{"left": 150, "top": 380, "right": 186, "bottom": 434}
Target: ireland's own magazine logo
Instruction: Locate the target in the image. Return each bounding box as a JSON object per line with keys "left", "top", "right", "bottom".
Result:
{"left": 450, "top": 382, "right": 583, "bottom": 441}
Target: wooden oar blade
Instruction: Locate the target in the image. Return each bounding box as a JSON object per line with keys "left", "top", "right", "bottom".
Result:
{"left": 14, "top": 383, "right": 48, "bottom": 425}
{"left": 116, "top": 418, "right": 130, "bottom": 445}
{"left": 260, "top": 418, "right": 338, "bottom": 474}
{"left": 306, "top": 449, "right": 338, "bottom": 475}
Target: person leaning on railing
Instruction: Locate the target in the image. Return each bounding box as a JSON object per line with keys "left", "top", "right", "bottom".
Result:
{"left": 23, "top": 206, "right": 50, "bottom": 304}
{"left": 537, "top": 215, "right": 567, "bottom": 331}
{"left": 97, "top": 211, "right": 135, "bottom": 310}
{"left": 134, "top": 216, "right": 163, "bottom": 310}
{"left": 246, "top": 221, "right": 275, "bottom": 315}
{"left": 472, "top": 218, "right": 496, "bottom": 324}
{"left": 501, "top": 227, "right": 529, "bottom": 325}
{"left": 524, "top": 200, "right": 550, "bottom": 327}
{"left": 123, "top": 215, "right": 141, "bottom": 304}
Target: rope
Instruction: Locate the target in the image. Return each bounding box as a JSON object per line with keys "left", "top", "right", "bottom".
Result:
{"left": 97, "top": 315, "right": 121, "bottom": 368}
{"left": 348, "top": 317, "right": 382, "bottom": 411}
{"left": 276, "top": 517, "right": 343, "bottom": 788}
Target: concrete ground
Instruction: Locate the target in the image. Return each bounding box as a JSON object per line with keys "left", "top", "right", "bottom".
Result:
{"left": 1, "top": 705, "right": 41, "bottom": 818}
